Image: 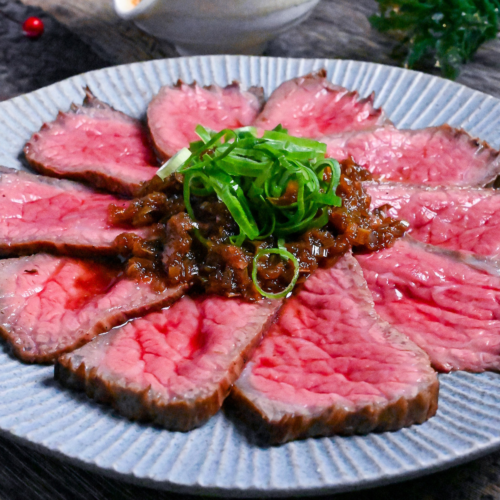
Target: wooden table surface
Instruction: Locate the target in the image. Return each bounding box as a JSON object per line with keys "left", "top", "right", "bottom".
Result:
{"left": 18, "top": 0, "right": 500, "bottom": 100}
{"left": 1, "top": 0, "right": 500, "bottom": 498}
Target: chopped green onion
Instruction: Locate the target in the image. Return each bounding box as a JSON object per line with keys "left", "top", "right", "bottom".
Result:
{"left": 157, "top": 124, "right": 343, "bottom": 298}
{"left": 194, "top": 124, "right": 214, "bottom": 143}
{"left": 252, "top": 248, "right": 300, "bottom": 299}
{"left": 156, "top": 147, "right": 192, "bottom": 180}
{"left": 262, "top": 130, "right": 327, "bottom": 153}
{"left": 235, "top": 126, "right": 258, "bottom": 136}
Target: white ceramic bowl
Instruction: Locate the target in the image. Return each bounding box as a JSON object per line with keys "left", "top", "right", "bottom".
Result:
{"left": 114, "top": 0, "right": 320, "bottom": 55}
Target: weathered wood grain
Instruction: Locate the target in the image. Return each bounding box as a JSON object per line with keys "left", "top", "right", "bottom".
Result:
{"left": 0, "top": 0, "right": 107, "bottom": 100}
{"left": 20, "top": 0, "right": 177, "bottom": 63}
{"left": 20, "top": 0, "right": 500, "bottom": 98}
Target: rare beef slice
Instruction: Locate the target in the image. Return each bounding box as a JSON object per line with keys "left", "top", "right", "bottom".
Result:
{"left": 0, "top": 166, "right": 154, "bottom": 257}
{"left": 56, "top": 295, "right": 281, "bottom": 431}
{"left": 227, "top": 253, "right": 438, "bottom": 444}
{"left": 0, "top": 254, "right": 185, "bottom": 363}
{"left": 254, "top": 70, "right": 389, "bottom": 137}
{"left": 148, "top": 81, "right": 263, "bottom": 159}
{"left": 24, "top": 89, "right": 158, "bottom": 197}
{"left": 356, "top": 238, "right": 500, "bottom": 373}
{"left": 367, "top": 183, "right": 500, "bottom": 258}
{"left": 324, "top": 125, "right": 500, "bottom": 186}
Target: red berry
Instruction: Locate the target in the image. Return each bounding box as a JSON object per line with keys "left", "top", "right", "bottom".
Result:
{"left": 22, "top": 17, "right": 44, "bottom": 38}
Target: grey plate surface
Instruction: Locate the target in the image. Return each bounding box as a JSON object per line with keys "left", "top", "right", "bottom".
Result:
{"left": 0, "top": 56, "right": 500, "bottom": 498}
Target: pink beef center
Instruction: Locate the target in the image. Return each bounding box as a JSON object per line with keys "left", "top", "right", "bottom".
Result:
{"left": 0, "top": 252, "right": 185, "bottom": 361}
{"left": 0, "top": 174, "right": 144, "bottom": 245}
{"left": 34, "top": 114, "right": 157, "bottom": 183}
{"left": 100, "top": 296, "right": 274, "bottom": 398}
{"left": 368, "top": 185, "right": 500, "bottom": 258}
{"left": 357, "top": 240, "right": 500, "bottom": 372}
{"left": 10, "top": 258, "right": 121, "bottom": 345}
{"left": 326, "top": 127, "right": 498, "bottom": 185}
{"left": 255, "top": 83, "right": 382, "bottom": 137}
{"left": 247, "top": 266, "right": 427, "bottom": 408}
{"left": 149, "top": 85, "right": 260, "bottom": 157}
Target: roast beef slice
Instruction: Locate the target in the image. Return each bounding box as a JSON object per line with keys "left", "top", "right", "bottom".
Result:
{"left": 254, "top": 69, "right": 389, "bottom": 137}
{"left": 56, "top": 295, "right": 281, "bottom": 431}
{"left": 0, "top": 166, "right": 153, "bottom": 257}
{"left": 24, "top": 89, "right": 159, "bottom": 197}
{"left": 357, "top": 238, "right": 500, "bottom": 373}
{"left": 367, "top": 182, "right": 500, "bottom": 258}
{"left": 228, "top": 253, "right": 438, "bottom": 444}
{"left": 324, "top": 125, "right": 500, "bottom": 186}
{"left": 0, "top": 253, "right": 185, "bottom": 363}
{"left": 148, "top": 81, "right": 263, "bottom": 159}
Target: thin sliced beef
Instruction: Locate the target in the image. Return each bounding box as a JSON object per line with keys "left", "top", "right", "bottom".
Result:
{"left": 324, "top": 125, "right": 500, "bottom": 186}
{"left": 227, "top": 253, "right": 438, "bottom": 444}
{"left": 356, "top": 238, "right": 500, "bottom": 373}
{"left": 0, "top": 254, "right": 185, "bottom": 363}
{"left": 56, "top": 296, "right": 281, "bottom": 431}
{"left": 148, "top": 81, "right": 263, "bottom": 159}
{"left": 367, "top": 183, "right": 500, "bottom": 258}
{"left": 254, "top": 70, "right": 388, "bottom": 137}
{"left": 24, "top": 89, "right": 158, "bottom": 197}
{"left": 0, "top": 166, "right": 154, "bottom": 257}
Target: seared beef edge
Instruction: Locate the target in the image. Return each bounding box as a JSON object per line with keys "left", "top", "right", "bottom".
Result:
{"left": 23, "top": 154, "right": 143, "bottom": 198}
{"left": 0, "top": 241, "right": 127, "bottom": 259}
{"left": 54, "top": 300, "right": 282, "bottom": 431}
{"left": 226, "top": 379, "right": 439, "bottom": 445}
{"left": 4, "top": 285, "right": 187, "bottom": 365}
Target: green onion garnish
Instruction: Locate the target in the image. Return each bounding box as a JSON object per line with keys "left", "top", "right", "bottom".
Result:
{"left": 252, "top": 248, "right": 300, "bottom": 299}
{"left": 157, "top": 147, "right": 192, "bottom": 180}
{"left": 157, "top": 125, "right": 342, "bottom": 298}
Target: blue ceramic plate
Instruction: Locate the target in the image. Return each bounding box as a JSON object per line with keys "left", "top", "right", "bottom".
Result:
{"left": 0, "top": 56, "right": 500, "bottom": 497}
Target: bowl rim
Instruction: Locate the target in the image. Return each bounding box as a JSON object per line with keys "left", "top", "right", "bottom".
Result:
{"left": 114, "top": 0, "right": 157, "bottom": 20}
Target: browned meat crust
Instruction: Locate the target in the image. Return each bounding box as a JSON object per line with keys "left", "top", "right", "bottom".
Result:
{"left": 24, "top": 88, "right": 157, "bottom": 197}
{"left": 55, "top": 298, "right": 281, "bottom": 431}
{"left": 226, "top": 379, "right": 438, "bottom": 445}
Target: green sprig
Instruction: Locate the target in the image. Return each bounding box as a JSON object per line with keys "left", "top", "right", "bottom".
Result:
{"left": 370, "top": 0, "right": 500, "bottom": 79}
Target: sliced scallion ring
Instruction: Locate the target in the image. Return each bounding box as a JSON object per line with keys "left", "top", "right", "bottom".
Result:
{"left": 252, "top": 248, "right": 300, "bottom": 299}
{"left": 156, "top": 147, "right": 192, "bottom": 180}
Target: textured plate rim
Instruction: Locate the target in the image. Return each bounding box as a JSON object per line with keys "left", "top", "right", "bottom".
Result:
{"left": 2, "top": 417, "right": 500, "bottom": 499}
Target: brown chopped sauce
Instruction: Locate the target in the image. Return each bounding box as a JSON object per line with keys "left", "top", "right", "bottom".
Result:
{"left": 109, "top": 159, "right": 408, "bottom": 299}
